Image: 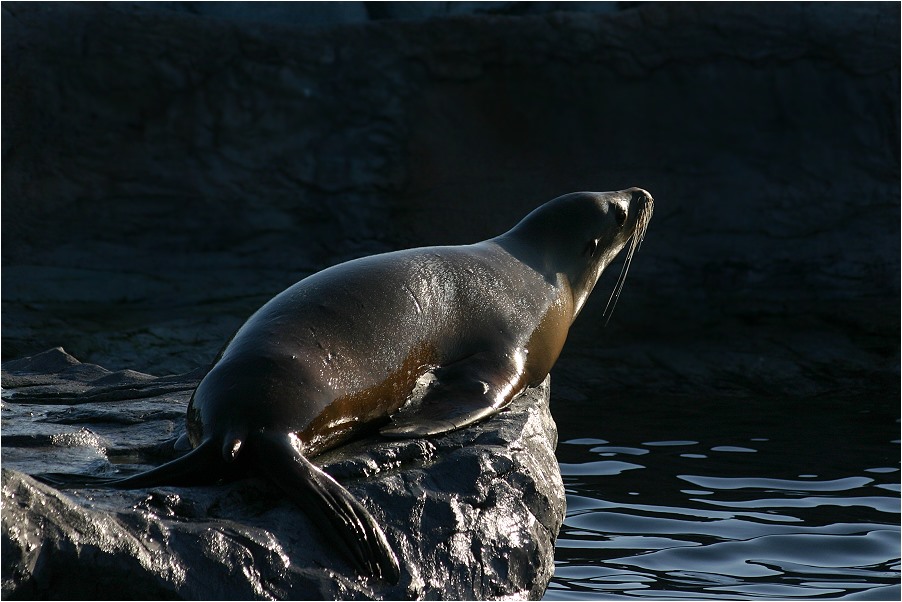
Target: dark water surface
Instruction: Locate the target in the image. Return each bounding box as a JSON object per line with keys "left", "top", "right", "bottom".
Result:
{"left": 543, "top": 387, "right": 900, "bottom": 600}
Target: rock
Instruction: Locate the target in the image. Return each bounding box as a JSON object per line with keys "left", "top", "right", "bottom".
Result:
{"left": 151, "top": 1, "right": 371, "bottom": 27}
{"left": 1, "top": 349, "right": 565, "bottom": 600}
{"left": 129, "top": 2, "right": 621, "bottom": 27}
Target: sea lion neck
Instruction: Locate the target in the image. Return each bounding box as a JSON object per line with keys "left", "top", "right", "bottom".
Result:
{"left": 492, "top": 230, "right": 566, "bottom": 287}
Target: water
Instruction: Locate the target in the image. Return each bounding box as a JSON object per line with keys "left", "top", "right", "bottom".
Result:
{"left": 544, "top": 391, "right": 900, "bottom": 600}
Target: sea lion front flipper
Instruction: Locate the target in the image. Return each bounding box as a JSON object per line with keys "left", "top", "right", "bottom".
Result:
{"left": 251, "top": 431, "right": 400, "bottom": 584}
{"left": 379, "top": 400, "right": 499, "bottom": 438}
{"left": 381, "top": 349, "right": 527, "bottom": 438}
{"left": 35, "top": 438, "right": 223, "bottom": 489}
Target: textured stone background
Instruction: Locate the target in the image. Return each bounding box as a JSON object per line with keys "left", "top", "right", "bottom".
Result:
{"left": 4, "top": 2, "right": 898, "bottom": 393}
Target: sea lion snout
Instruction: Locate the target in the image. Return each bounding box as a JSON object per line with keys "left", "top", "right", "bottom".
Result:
{"left": 621, "top": 187, "right": 654, "bottom": 232}
{"left": 625, "top": 187, "right": 654, "bottom": 213}
{"left": 626, "top": 186, "right": 652, "bottom": 201}
{"left": 604, "top": 188, "right": 653, "bottom": 231}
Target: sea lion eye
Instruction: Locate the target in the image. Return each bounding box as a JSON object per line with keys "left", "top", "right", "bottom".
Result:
{"left": 585, "top": 239, "right": 599, "bottom": 258}
{"left": 615, "top": 205, "right": 628, "bottom": 227}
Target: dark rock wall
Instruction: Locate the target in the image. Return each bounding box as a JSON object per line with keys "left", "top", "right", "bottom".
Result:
{"left": 2, "top": 3, "right": 898, "bottom": 391}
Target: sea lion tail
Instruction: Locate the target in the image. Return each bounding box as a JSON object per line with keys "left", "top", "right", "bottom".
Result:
{"left": 251, "top": 430, "right": 401, "bottom": 584}
{"left": 34, "top": 438, "right": 223, "bottom": 489}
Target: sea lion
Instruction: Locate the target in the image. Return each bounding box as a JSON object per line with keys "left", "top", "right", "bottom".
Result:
{"left": 37, "top": 187, "right": 653, "bottom": 583}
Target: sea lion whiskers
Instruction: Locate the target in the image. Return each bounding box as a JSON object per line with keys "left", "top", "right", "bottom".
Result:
{"left": 602, "top": 196, "right": 653, "bottom": 326}
{"left": 602, "top": 244, "right": 635, "bottom": 326}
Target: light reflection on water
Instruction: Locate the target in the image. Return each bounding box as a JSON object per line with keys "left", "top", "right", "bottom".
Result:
{"left": 544, "top": 401, "right": 900, "bottom": 600}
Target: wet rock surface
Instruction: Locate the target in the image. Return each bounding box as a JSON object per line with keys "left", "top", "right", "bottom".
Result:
{"left": 1, "top": 348, "right": 564, "bottom": 600}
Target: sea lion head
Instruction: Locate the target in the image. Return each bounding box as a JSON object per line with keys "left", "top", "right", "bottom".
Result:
{"left": 500, "top": 187, "right": 654, "bottom": 320}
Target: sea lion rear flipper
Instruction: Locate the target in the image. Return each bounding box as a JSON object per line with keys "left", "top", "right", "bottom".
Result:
{"left": 34, "top": 438, "right": 223, "bottom": 489}
{"left": 381, "top": 350, "right": 526, "bottom": 438}
{"left": 251, "top": 431, "right": 400, "bottom": 584}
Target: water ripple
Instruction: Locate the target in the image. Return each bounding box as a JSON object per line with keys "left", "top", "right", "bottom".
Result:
{"left": 559, "top": 460, "right": 644, "bottom": 476}
{"left": 545, "top": 405, "right": 900, "bottom": 601}
{"left": 678, "top": 474, "right": 874, "bottom": 491}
